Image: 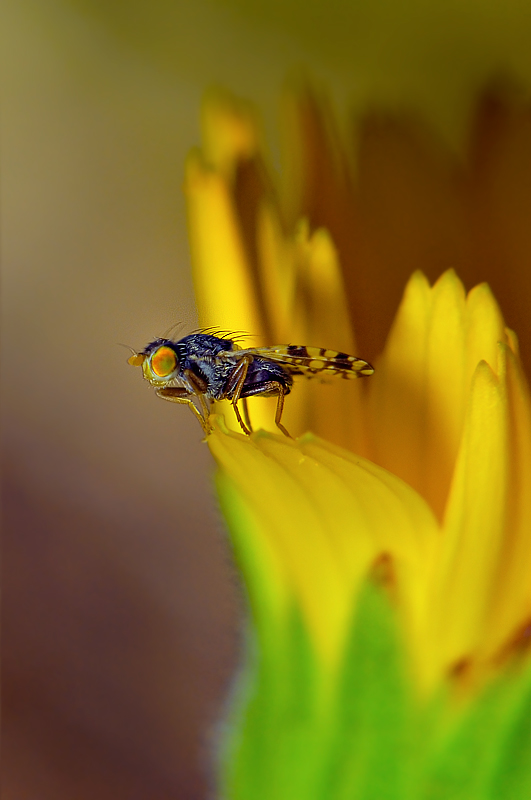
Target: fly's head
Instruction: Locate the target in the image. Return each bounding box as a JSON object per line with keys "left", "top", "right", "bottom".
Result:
{"left": 128, "top": 338, "right": 182, "bottom": 387}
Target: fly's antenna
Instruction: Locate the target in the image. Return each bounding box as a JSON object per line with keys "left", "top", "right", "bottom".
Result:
{"left": 118, "top": 342, "right": 146, "bottom": 366}
{"left": 117, "top": 342, "right": 138, "bottom": 355}
{"left": 119, "top": 342, "right": 147, "bottom": 367}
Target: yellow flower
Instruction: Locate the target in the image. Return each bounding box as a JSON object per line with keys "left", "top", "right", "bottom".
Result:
{"left": 184, "top": 87, "right": 531, "bottom": 797}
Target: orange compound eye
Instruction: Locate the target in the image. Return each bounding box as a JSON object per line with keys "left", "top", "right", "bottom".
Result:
{"left": 151, "top": 346, "right": 177, "bottom": 377}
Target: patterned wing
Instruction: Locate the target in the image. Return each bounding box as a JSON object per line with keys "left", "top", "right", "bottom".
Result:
{"left": 237, "top": 344, "right": 374, "bottom": 380}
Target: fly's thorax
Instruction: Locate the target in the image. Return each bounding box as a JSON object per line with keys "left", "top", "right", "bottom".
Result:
{"left": 191, "top": 355, "right": 239, "bottom": 400}
{"left": 178, "top": 334, "right": 238, "bottom": 399}
{"left": 178, "top": 333, "right": 236, "bottom": 358}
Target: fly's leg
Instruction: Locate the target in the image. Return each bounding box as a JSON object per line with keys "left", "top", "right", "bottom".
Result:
{"left": 224, "top": 356, "right": 253, "bottom": 435}
{"left": 155, "top": 388, "right": 211, "bottom": 435}
{"left": 183, "top": 369, "right": 212, "bottom": 430}
{"left": 197, "top": 393, "right": 210, "bottom": 422}
{"left": 242, "top": 398, "right": 253, "bottom": 434}
{"left": 270, "top": 381, "right": 292, "bottom": 438}
{"left": 238, "top": 380, "right": 293, "bottom": 438}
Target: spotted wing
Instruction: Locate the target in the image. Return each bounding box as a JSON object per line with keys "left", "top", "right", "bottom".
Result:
{"left": 236, "top": 344, "right": 374, "bottom": 380}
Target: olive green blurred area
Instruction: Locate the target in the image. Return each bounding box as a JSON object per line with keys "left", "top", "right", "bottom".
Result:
{"left": 65, "top": 0, "right": 531, "bottom": 146}
{"left": 2, "top": 0, "right": 531, "bottom": 798}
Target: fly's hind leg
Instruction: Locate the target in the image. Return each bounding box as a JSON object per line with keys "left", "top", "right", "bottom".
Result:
{"left": 155, "top": 387, "right": 211, "bottom": 435}
{"left": 241, "top": 398, "right": 253, "bottom": 433}
{"left": 241, "top": 380, "right": 293, "bottom": 438}
{"left": 270, "top": 381, "right": 292, "bottom": 438}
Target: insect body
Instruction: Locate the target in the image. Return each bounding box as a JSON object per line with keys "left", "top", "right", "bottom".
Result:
{"left": 128, "top": 332, "right": 374, "bottom": 436}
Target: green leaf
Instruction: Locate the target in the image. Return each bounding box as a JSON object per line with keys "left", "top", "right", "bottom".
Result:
{"left": 319, "top": 578, "right": 416, "bottom": 800}
{"left": 422, "top": 660, "right": 531, "bottom": 800}
{"left": 219, "top": 605, "right": 332, "bottom": 800}
{"left": 489, "top": 666, "right": 531, "bottom": 800}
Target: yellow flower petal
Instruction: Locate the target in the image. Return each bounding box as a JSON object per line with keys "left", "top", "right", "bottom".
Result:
{"left": 285, "top": 223, "right": 364, "bottom": 446}
{"left": 185, "top": 88, "right": 531, "bottom": 708}
{"left": 256, "top": 202, "right": 297, "bottom": 342}
{"left": 208, "top": 420, "right": 439, "bottom": 684}
{"left": 184, "top": 150, "right": 264, "bottom": 336}
{"left": 209, "top": 423, "right": 352, "bottom": 668}
{"left": 253, "top": 208, "right": 366, "bottom": 441}
{"left": 364, "top": 270, "right": 439, "bottom": 510}
{"left": 464, "top": 282, "right": 507, "bottom": 386}
{"left": 280, "top": 88, "right": 365, "bottom": 343}
{"left": 200, "top": 87, "right": 260, "bottom": 178}
{"left": 484, "top": 343, "right": 531, "bottom": 661}
{"left": 431, "top": 359, "right": 509, "bottom": 681}
{"left": 185, "top": 149, "right": 278, "bottom": 432}
{"left": 422, "top": 336, "right": 531, "bottom": 689}
{"left": 298, "top": 436, "right": 440, "bottom": 692}
{"left": 366, "top": 269, "right": 508, "bottom": 518}
{"left": 216, "top": 467, "right": 291, "bottom": 634}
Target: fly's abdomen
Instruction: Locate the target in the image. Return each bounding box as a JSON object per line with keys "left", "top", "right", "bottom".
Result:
{"left": 237, "top": 358, "right": 293, "bottom": 399}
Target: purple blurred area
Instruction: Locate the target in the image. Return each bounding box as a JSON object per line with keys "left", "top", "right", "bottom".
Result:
{"left": 2, "top": 3, "right": 246, "bottom": 797}
{"left": 3, "top": 429, "right": 241, "bottom": 799}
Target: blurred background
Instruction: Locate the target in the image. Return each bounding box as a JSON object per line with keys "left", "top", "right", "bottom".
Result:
{"left": 2, "top": 0, "right": 531, "bottom": 798}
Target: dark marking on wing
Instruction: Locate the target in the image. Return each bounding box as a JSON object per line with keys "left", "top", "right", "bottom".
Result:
{"left": 233, "top": 344, "right": 375, "bottom": 380}
{"left": 287, "top": 345, "right": 310, "bottom": 358}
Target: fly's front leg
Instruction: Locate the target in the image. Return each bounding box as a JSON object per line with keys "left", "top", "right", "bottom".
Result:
{"left": 155, "top": 387, "right": 211, "bottom": 435}
{"left": 197, "top": 393, "right": 210, "bottom": 423}
{"left": 183, "top": 368, "right": 212, "bottom": 431}
{"left": 224, "top": 356, "right": 254, "bottom": 435}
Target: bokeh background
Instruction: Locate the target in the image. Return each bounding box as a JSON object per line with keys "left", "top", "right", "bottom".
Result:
{"left": 2, "top": 1, "right": 531, "bottom": 798}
